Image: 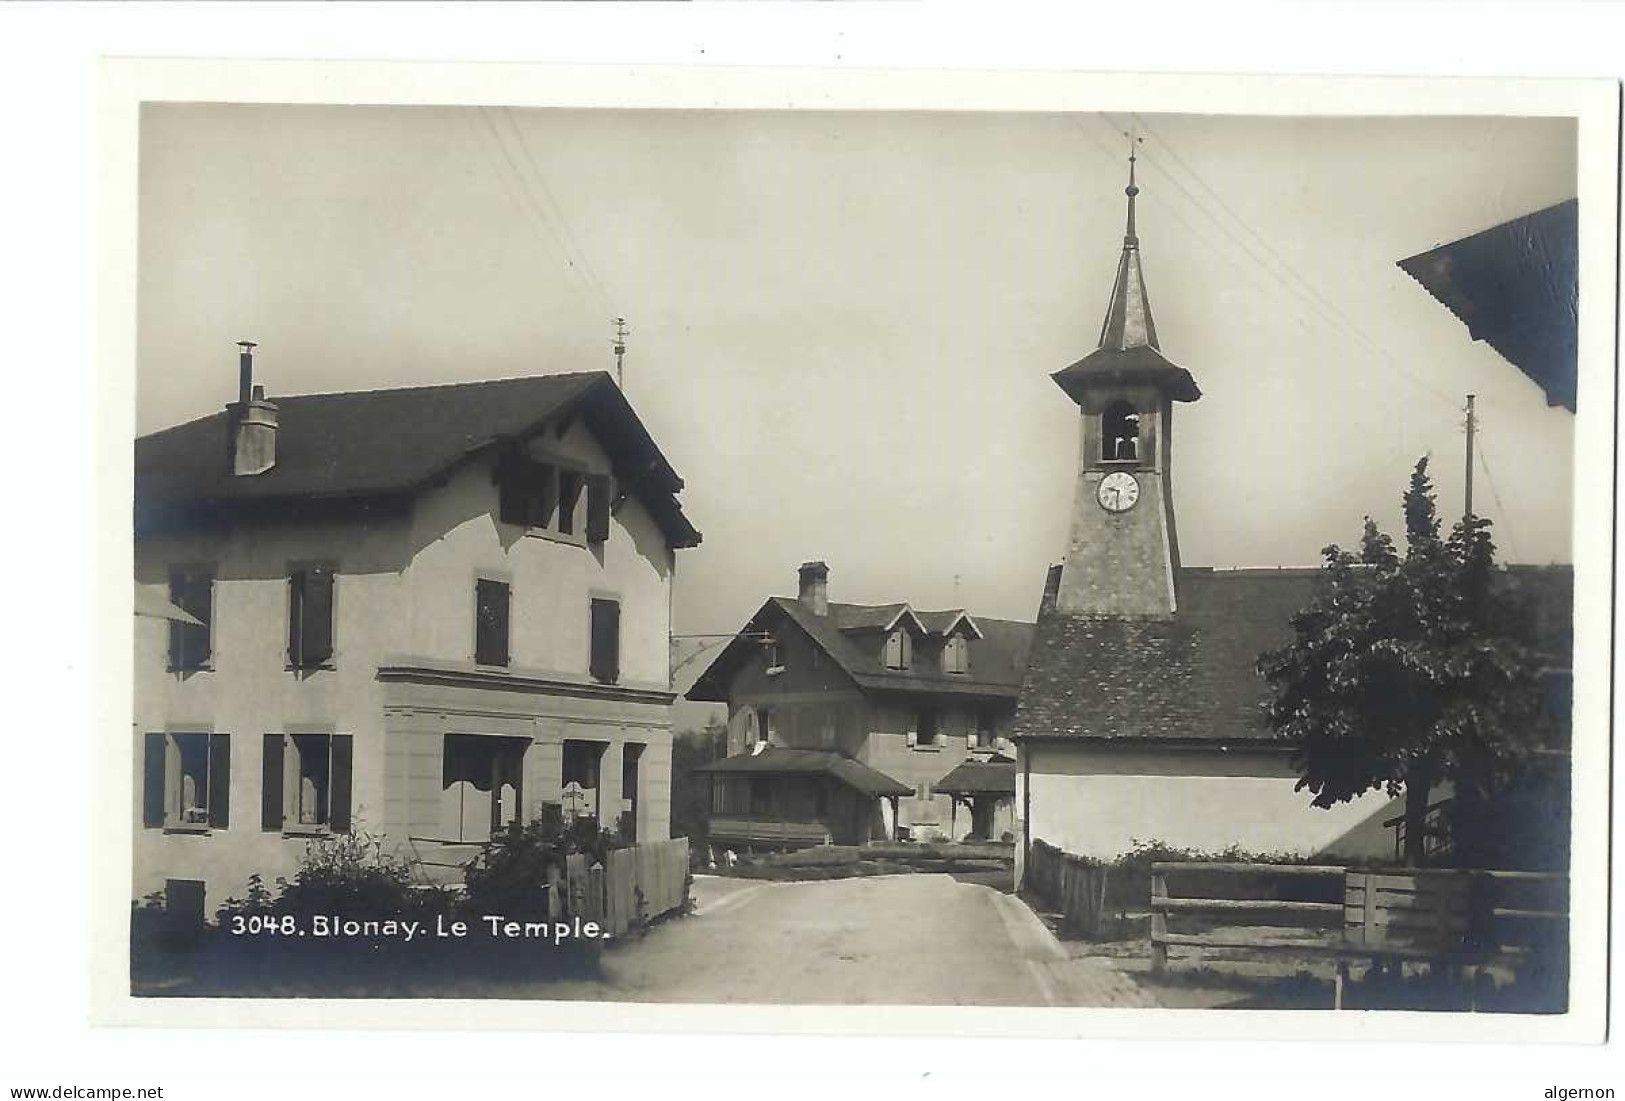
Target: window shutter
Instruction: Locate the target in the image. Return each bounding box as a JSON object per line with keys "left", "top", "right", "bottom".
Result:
{"left": 288, "top": 572, "right": 303, "bottom": 668}
{"left": 304, "top": 568, "right": 334, "bottom": 666}
{"left": 498, "top": 458, "right": 525, "bottom": 526}
{"left": 261, "top": 733, "right": 284, "bottom": 832}
{"left": 586, "top": 475, "right": 611, "bottom": 542}
{"left": 142, "top": 733, "right": 166, "bottom": 829}
{"left": 476, "top": 580, "right": 511, "bottom": 667}
{"left": 330, "top": 735, "right": 354, "bottom": 834}
{"left": 208, "top": 735, "right": 231, "bottom": 829}
{"left": 590, "top": 598, "right": 620, "bottom": 684}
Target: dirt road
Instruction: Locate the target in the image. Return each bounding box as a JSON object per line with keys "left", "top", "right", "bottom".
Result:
{"left": 547, "top": 873, "right": 1158, "bottom": 1007}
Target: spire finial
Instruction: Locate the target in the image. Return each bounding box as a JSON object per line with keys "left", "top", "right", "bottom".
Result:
{"left": 1124, "top": 131, "right": 1143, "bottom": 245}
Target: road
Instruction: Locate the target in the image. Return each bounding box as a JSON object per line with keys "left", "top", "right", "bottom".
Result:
{"left": 547, "top": 873, "right": 1159, "bottom": 1007}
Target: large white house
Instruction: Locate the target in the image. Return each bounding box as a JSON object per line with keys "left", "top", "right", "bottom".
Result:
{"left": 133, "top": 350, "right": 700, "bottom": 913}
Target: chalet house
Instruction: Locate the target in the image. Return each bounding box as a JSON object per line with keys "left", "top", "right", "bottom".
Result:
{"left": 685, "top": 562, "right": 1033, "bottom": 850}
{"left": 133, "top": 350, "right": 700, "bottom": 911}
{"left": 1013, "top": 156, "right": 1573, "bottom": 883}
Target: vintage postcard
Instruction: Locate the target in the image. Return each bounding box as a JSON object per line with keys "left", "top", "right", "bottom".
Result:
{"left": 93, "top": 61, "right": 1618, "bottom": 1042}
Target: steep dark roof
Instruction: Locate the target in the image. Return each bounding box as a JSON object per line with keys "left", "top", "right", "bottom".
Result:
{"left": 692, "top": 747, "right": 912, "bottom": 798}
{"left": 686, "top": 596, "right": 1035, "bottom": 704}
{"left": 1015, "top": 564, "right": 1573, "bottom": 744}
{"left": 1398, "top": 199, "right": 1577, "bottom": 412}
{"left": 934, "top": 758, "right": 1017, "bottom": 797}
{"left": 134, "top": 371, "right": 700, "bottom": 547}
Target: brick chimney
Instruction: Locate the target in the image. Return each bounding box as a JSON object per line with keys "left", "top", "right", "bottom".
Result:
{"left": 226, "top": 342, "right": 279, "bottom": 476}
{"left": 797, "top": 560, "right": 829, "bottom": 616}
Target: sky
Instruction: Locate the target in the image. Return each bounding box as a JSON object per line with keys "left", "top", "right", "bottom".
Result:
{"left": 138, "top": 105, "right": 1578, "bottom": 699}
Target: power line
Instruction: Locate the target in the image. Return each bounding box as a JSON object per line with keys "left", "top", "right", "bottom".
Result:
{"left": 499, "top": 106, "right": 617, "bottom": 315}
{"left": 1082, "top": 112, "right": 1460, "bottom": 412}
{"left": 1475, "top": 435, "right": 1521, "bottom": 562}
{"left": 466, "top": 106, "right": 604, "bottom": 313}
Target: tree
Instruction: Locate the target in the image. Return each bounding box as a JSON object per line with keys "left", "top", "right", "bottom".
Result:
{"left": 670, "top": 716, "right": 728, "bottom": 845}
{"left": 1257, "top": 458, "right": 1553, "bottom": 865}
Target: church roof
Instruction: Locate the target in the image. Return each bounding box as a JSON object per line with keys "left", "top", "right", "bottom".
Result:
{"left": 1014, "top": 564, "right": 1573, "bottom": 745}
{"left": 1050, "top": 151, "right": 1200, "bottom": 405}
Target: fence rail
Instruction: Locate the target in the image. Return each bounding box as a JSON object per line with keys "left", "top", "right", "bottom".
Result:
{"left": 1148, "top": 860, "right": 1567, "bottom": 977}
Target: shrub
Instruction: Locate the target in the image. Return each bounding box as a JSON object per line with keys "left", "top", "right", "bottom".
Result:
{"left": 462, "top": 812, "right": 625, "bottom": 919}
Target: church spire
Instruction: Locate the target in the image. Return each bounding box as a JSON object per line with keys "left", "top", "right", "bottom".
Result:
{"left": 1096, "top": 142, "right": 1160, "bottom": 353}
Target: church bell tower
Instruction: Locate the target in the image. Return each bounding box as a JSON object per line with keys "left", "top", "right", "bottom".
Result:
{"left": 1051, "top": 148, "right": 1201, "bottom": 618}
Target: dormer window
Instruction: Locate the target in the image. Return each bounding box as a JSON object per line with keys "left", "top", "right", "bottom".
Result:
{"left": 884, "top": 629, "right": 912, "bottom": 670}
{"left": 1102, "top": 400, "right": 1139, "bottom": 463}
{"left": 942, "top": 635, "right": 969, "bottom": 675}
{"left": 498, "top": 455, "right": 611, "bottom": 545}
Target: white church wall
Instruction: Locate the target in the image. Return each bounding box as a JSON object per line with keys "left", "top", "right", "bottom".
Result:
{"left": 1018, "top": 741, "right": 1403, "bottom": 867}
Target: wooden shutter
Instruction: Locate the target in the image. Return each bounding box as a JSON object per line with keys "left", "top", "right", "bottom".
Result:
{"left": 586, "top": 475, "right": 611, "bottom": 542}
{"left": 590, "top": 598, "right": 620, "bottom": 684}
{"left": 287, "top": 572, "right": 303, "bottom": 668}
{"left": 497, "top": 457, "right": 526, "bottom": 526}
{"left": 207, "top": 735, "right": 231, "bottom": 829}
{"left": 330, "top": 735, "right": 354, "bottom": 834}
{"left": 261, "top": 733, "right": 284, "bottom": 832}
{"left": 476, "top": 580, "right": 510, "bottom": 667}
{"left": 304, "top": 567, "right": 334, "bottom": 666}
{"left": 142, "top": 733, "right": 166, "bottom": 828}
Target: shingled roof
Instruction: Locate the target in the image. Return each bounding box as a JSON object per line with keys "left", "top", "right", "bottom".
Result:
{"left": 692, "top": 747, "right": 912, "bottom": 798}
{"left": 1398, "top": 199, "right": 1577, "bottom": 412}
{"left": 134, "top": 371, "right": 701, "bottom": 547}
{"left": 686, "top": 595, "right": 1034, "bottom": 703}
{"left": 1015, "top": 564, "right": 1573, "bottom": 744}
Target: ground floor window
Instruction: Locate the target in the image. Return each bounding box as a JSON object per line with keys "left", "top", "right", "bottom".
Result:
{"left": 561, "top": 739, "right": 606, "bottom": 823}
{"left": 142, "top": 731, "right": 229, "bottom": 830}
{"left": 620, "top": 743, "right": 644, "bottom": 842}
{"left": 440, "top": 734, "right": 526, "bottom": 843}
{"left": 261, "top": 732, "right": 353, "bottom": 834}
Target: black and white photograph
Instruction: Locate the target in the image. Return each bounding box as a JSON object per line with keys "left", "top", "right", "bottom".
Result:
{"left": 111, "top": 78, "right": 1613, "bottom": 1031}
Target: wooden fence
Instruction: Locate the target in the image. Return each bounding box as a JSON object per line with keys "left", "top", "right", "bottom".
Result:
{"left": 1026, "top": 838, "right": 1110, "bottom": 938}
{"left": 1149, "top": 861, "right": 1568, "bottom": 979}
{"left": 556, "top": 837, "right": 690, "bottom": 938}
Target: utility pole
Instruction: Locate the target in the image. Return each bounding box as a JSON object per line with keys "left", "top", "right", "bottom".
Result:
{"left": 612, "top": 317, "right": 630, "bottom": 389}
{"left": 1463, "top": 394, "right": 1476, "bottom": 519}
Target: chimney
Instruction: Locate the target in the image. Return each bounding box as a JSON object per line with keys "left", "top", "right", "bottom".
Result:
{"left": 797, "top": 560, "right": 829, "bottom": 616}
{"left": 226, "top": 341, "right": 279, "bottom": 476}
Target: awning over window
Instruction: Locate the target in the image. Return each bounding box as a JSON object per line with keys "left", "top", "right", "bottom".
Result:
{"left": 693, "top": 747, "right": 911, "bottom": 798}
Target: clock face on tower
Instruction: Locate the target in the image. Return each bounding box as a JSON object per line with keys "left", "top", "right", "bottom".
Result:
{"left": 1096, "top": 470, "right": 1140, "bottom": 513}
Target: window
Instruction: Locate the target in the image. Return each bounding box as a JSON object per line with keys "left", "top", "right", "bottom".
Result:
{"left": 884, "top": 628, "right": 912, "bottom": 670}
{"left": 916, "top": 709, "right": 939, "bottom": 747}
{"left": 262, "top": 732, "right": 353, "bottom": 833}
{"left": 942, "top": 635, "right": 969, "bottom": 675}
{"left": 167, "top": 567, "right": 213, "bottom": 671}
{"left": 763, "top": 633, "right": 784, "bottom": 672}
{"left": 288, "top": 565, "right": 335, "bottom": 670}
{"left": 1102, "top": 400, "right": 1139, "bottom": 462}
{"left": 475, "top": 579, "right": 511, "bottom": 667}
{"left": 620, "top": 743, "right": 644, "bottom": 843}
{"left": 142, "top": 731, "right": 229, "bottom": 830}
{"left": 975, "top": 708, "right": 997, "bottom": 749}
{"left": 590, "top": 597, "right": 621, "bottom": 684}
{"left": 500, "top": 458, "right": 612, "bottom": 544}
{"left": 562, "top": 739, "right": 604, "bottom": 822}
{"left": 497, "top": 457, "right": 557, "bottom": 530}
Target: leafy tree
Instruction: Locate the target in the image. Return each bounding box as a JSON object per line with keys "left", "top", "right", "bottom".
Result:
{"left": 670, "top": 716, "right": 728, "bottom": 845}
{"left": 1258, "top": 458, "right": 1553, "bottom": 865}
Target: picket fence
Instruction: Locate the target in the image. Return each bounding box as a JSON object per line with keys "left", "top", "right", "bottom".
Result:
{"left": 555, "top": 837, "right": 690, "bottom": 937}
